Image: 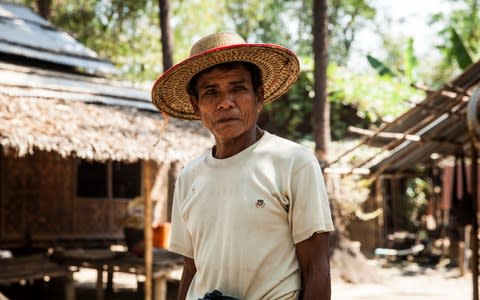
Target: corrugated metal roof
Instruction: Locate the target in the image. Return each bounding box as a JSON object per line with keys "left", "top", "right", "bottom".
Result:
{"left": 0, "top": 62, "right": 153, "bottom": 110}
{"left": 0, "top": 2, "right": 117, "bottom": 74}
{"left": 327, "top": 60, "right": 480, "bottom": 178}
{"left": 0, "top": 1, "right": 49, "bottom": 25}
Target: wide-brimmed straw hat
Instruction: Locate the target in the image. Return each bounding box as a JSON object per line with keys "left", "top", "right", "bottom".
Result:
{"left": 151, "top": 32, "right": 300, "bottom": 120}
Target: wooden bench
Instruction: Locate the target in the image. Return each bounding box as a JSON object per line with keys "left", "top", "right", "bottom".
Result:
{"left": 52, "top": 248, "right": 183, "bottom": 300}
{"left": 0, "top": 254, "right": 75, "bottom": 300}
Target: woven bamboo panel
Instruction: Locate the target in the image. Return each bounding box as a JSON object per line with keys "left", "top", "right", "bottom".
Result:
{"left": 0, "top": 151, "right": 169, "bottom": 247}
{"left": 1, "top": 152, "right": 74, "bottom": 241}
{"left": 74, "top": 199, "right": 110, "bottom": 234}
{"left": 2, "top": 154, "right": 36, "bottom": 240}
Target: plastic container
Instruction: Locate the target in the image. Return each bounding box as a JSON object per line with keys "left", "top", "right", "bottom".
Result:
{"left": 153, "top": 222, "right": 171, "bottom": 248}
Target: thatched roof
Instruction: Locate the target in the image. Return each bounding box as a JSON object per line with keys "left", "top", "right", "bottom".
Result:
{"left": 0, "top": 93, "right": 211, "bottom": 162}
{"left": 0, "top": 63, "right": 212, "bottom": 163}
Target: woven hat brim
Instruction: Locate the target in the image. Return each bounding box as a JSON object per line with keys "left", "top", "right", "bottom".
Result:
{"left": 151, "top": 43, "right": 300, "bottom": 120}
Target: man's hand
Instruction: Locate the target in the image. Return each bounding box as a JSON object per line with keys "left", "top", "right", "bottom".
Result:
{"left": 295, "top": 232, "right": 331, "bottom": 300}
{"left": 178, "top": 256, "right": 197, "bottom": 300}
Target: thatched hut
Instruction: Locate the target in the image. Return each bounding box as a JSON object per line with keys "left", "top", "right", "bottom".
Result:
{"left": 0, "top": 2, "right": 211, "bottom": 251}
{"left": 327, "top": 60, "right": 480, "bottom": 252}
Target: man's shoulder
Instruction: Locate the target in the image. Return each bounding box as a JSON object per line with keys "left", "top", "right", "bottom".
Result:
{"left": 262, "top": 132, "right": 315, "bottom": 160}
{"left": 178, "top": 149, "right": 210, "bottom": 178}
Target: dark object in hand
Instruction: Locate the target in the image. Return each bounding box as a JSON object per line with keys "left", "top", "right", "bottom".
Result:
{"left": 198, "top": 290, "right": 240, "bottom": 300}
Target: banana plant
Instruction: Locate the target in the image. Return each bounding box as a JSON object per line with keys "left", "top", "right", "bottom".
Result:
{"left": 448, "top": 26, "right": 473, "bottom": 70}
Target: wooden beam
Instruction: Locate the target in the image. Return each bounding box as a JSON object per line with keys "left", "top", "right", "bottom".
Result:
{"left": 406, "top": 99, "right": 464, "bottom": 118}
{"left": 348, "top": 126, "right": 421, "bottom": 142}
{"left": 354, "top": 96, "right": 468, "bottom": 178}
{"left": 323, "top": 166, "right": 370, "bottom": 175}
{"left": 440, "top": 90, "right": 471, "bottom": 101}
{"left": 328, "top": 84, "right": 463, "bottom": 167}
{"left": 445, "top": 83, "right": 474, "bottom": 96}
{"left": 411, "top": 83, "right": 435, "bottom": 94}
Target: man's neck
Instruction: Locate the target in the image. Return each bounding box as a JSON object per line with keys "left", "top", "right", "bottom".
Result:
{"left": 213, "top": 126, "right": 264, "bottom": 159}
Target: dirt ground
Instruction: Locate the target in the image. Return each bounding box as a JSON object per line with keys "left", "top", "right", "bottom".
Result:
{"left": 69, "top": 260, "right": 473, "bottom": 300}
{"left": 332, "top": 259, "right": 471, "bottom": 300}
{"left": 0, "top": 259, "right": 472, "bottom": 300}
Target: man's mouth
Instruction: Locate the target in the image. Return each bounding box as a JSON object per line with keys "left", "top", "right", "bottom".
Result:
{"left": 217, "top": 117, "right": 239, "bottom": 124}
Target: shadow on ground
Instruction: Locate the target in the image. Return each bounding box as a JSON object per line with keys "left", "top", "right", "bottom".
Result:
{"left": 0, "top": 280, "right": 179, "bottom": 300}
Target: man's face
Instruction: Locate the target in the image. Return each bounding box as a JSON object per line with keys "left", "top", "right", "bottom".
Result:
{"left": 191, "top": 64, "right": 264, "bottom": 143}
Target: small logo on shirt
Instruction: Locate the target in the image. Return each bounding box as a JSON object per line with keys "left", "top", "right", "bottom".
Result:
{"left": 256, "top": 199, "right": 265, "bottom": 208}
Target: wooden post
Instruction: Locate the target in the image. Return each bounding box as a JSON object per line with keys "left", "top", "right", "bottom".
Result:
{"left": 375, "top": 177, "right": 385, "bottom": 247}
{"left": 64, "top": 272, "right": 75, "bottom": 300}
{"left": 144, "top": 161, "right": 153, "bottom": 300}
{"left": 153, "top": 277, "right": 167, "bottom": 300}
{"left": 391, "top": 178, "right": 400, "bottom": 234}
{"left": 106, "top": 268, "right": 113, "bottom": 294}
{"left": 96, "top": 266, "right": 104, "bottom": 300}
{"left": 471, "top": 143, "right": 479, "bottom": 300}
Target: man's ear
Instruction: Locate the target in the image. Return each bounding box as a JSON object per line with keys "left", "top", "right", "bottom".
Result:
{"left": 256, "top": 86, "right": 265, "bottom": 113}
{"left": 256, "top": 86, "right": 265, "bottom": 104}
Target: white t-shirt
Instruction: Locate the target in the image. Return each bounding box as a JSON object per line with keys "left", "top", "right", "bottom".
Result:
{"left": 169, "top": 131, "right": 334, "bottom": 300}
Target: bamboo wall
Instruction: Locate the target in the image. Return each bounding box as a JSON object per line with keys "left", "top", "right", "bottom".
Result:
{"left": 0, "top": 151, "right": 168, "bottom": 249}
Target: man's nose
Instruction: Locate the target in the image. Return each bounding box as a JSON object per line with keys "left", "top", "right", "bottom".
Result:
{"left": 216, "top": 93, "right": 235, "bottom": 110}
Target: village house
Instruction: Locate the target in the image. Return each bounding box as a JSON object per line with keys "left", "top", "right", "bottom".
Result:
{"left": 0, "top": 2, "right": 211, "bottom": 299}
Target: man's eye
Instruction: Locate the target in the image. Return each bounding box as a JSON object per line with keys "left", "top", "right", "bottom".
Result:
{"left": 232, "top": 85, "right": 247, "bottom": 92}
{"left": 204, "top": 89, "right": 216, "bottom": 96}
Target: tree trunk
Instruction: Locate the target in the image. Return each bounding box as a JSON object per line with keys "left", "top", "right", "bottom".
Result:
{"left": 158, "top": 0, "right": 174, "bottom": 71}
{"left": 312, "top": 0, "right": 330, "bottom": 166}
{"left": 312, "top": 0, "right": 381, "bottom": 285}
{"left": 36, "top": 0, "right": 52, "bottom": 20}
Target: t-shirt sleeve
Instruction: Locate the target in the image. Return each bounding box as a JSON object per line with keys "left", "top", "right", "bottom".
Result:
{"left": 168, "top": 177, "right": 194, "bottom": 258}
{"left": 290, "top": 159, "right": 334, "bottom": 244}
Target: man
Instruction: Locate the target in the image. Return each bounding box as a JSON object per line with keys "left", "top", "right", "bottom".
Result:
{"left": 151, "top": 32, "right": 334, "bottom": 300}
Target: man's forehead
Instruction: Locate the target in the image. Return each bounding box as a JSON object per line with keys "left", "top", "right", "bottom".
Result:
{"left": 196, "top": 65, "right": 252, "bottom": 87}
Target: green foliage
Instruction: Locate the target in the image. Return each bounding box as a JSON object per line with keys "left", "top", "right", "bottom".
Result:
{"left": 258, "top": 70, "right": 314, "bottom": 140}
{"left": 225, "top": 0, "right": 302, "bottom": 49}
{"left": 448, "top": 26, "right": 474, "bottom": 69}
{"left": 401, "top": 177, "right": 430, "bottom": 231}
{"left": 295, "top": 0, "right": 376, "bottom": 63}
{"left": 403, "top": 37, "right": 418, "bottom": 82}
{"left": 260, "top": 62, "right": 421, "bottom": 141}
{"left": 328, "top": 64, "right": 420, "bottom": 124}
{"left": 366, "top": 55, "right": 397, "bottom": 77}
{"left": 171, "top": 0, "right": 229, "bottom": 61}
{"left": 327, "top": 0, "right": 376, "bottom": 65}
{"left": 430, "top": 0, "right": 480, "bottom": 76}
{"left": 225, "top": 0, "right": 376, "bottom": 63}
{"left": 45, "top": 0, "right": 162, "bottom": 81}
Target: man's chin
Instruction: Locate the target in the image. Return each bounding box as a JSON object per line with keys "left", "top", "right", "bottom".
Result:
{"left": 212, "top": 128, "right": 243, "bottom": 140}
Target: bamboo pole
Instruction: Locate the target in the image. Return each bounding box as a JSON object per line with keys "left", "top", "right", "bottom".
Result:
{"left": 144, "top": 161, "right": 153, "bottom": 300}
{"left": 471, "top": 143, "right": 479, "bottom": 300}
{"left": 467, "top": 86, "right": 480, "bottom": 300}
{"left": 348, "top": 126, "right": 421, "bottom": 141}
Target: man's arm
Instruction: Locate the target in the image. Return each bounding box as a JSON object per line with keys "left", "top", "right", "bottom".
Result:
{"left": 178, "top": 256, "right": 197, "bottom": 300}
{"left": 295, "top": 232, "right": 331, "bottom": 300}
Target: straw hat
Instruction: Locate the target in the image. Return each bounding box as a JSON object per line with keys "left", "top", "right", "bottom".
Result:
{"left": 151, "top": 32, "right": 300, "bottom": 120}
